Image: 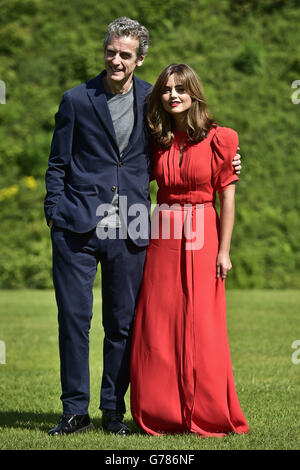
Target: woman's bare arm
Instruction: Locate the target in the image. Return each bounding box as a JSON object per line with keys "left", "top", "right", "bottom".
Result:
{"left": 216, "top": 183, "right": 236, "bottom": 279}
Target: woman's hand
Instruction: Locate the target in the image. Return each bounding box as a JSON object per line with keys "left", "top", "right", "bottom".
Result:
{"left": 216, "top": 251, "right": 232, "bottom": 280}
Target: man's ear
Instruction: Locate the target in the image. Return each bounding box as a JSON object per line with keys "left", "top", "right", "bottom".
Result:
{"left": 136, "top": 55, "right": 146, "bottom": 67}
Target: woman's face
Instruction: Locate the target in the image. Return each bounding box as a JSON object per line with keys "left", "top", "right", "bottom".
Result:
{"left": 161, "top": 74, "right": 192, "bottom": 116}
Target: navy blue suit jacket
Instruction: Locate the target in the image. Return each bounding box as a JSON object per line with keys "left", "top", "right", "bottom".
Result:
{"left": 44, "top": 71, "right": 152, "bottom": 246}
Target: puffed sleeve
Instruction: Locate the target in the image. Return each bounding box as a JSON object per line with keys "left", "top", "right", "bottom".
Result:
{"left": 211, "top": 126, "right": 239, "bottom": 194}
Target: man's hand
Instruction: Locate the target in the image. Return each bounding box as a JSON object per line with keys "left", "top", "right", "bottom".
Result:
{"left": 48, "top": 219, "right": 53, "bottom": 229}
{"left": 232, "top": 146, "right": 242, "bottom": 175}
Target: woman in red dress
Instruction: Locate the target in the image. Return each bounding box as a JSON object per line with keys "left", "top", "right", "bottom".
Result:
{"left": 130, "top": 64, "right": 249, "bottom": 437}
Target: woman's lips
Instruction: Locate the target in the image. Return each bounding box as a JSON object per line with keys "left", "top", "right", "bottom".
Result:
{"left": 170, "top": 101, "right": 181, "bottom": 107}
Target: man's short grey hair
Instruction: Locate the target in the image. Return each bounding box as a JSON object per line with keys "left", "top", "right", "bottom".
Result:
{"left": 103, "top": 17, "right": 150, "bottom": 58}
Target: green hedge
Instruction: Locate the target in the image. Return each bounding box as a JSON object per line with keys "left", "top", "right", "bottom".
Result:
{"left": 0, "top": 0, "right": 299, "bottom": 288}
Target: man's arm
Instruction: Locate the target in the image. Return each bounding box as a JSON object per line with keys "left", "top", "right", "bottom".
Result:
{"left": 44, "top": 93, "right": 75, "bottom": 226}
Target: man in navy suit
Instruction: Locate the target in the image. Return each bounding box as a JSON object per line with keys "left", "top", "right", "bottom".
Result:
{"left": 45, "top": 17, "right": 242, "bottom": 436}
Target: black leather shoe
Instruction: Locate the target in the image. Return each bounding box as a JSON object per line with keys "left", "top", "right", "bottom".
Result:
{"left": 102, "top": 410, "right": 131, "bottom": 435}
{"left": 48, "top": 414, "right": 94, "bottom": 435}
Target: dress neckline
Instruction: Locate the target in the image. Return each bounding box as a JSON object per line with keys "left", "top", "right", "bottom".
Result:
{"left": 173, "top": 131, "right": 187, "bottom": 136}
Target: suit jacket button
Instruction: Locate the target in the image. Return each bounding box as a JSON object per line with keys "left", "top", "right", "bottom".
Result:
{"left": 119, "top": 161, "right": 123, "bottom": 167}
{"left": 111, "top": 185, "right": 116, "bottom": 191}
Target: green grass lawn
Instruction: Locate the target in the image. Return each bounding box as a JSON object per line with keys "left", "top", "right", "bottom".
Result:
{"left": 0, "top": 288, "right": 300, "bottom": 450}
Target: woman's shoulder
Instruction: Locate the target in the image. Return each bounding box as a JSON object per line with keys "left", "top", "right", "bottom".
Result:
{"left": 213, "top": 125, "right": 239, "bottom": 148}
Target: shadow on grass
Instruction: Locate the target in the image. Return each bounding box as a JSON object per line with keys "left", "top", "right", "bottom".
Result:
{"left": 0, "top": 411, "right": 143, "bottom": 434}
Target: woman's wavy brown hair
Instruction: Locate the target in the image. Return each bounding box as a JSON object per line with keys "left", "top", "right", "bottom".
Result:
{"left": 147, "top": 63, "right": 215, "bottom": 148}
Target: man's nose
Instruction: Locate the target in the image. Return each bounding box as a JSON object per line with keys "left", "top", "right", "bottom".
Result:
{"left": 112, "top": 54, "right": 121, "bottom": 65}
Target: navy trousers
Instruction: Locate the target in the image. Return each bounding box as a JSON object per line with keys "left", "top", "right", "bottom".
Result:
{"left": 51, "top": 226, "right": 146, "bottom": 415}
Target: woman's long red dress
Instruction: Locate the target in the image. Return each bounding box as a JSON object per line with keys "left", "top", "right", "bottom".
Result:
{"left": 130, "top": 125, "right": 249, "bottom": 437}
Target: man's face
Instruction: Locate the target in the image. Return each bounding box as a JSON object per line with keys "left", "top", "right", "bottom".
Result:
{"left": 104, "top": 35, "right": 145, "bottom": 85}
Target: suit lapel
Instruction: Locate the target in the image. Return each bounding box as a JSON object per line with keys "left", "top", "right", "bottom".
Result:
{"left": 122, "top": 76, "right": 147, "bottom": 158}
{"left": 86, "top": 72, "right": 119, "bottom": 155}
{"left": 86, "top": 72, "right": 149, "bottom": 159}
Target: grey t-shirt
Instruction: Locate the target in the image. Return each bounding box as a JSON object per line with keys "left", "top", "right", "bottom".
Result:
{"left": 106, "top": 85, "right": 134, "bottom": 156}
{"left": 98, "top": 85, "right": 135, "bottom": 230}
